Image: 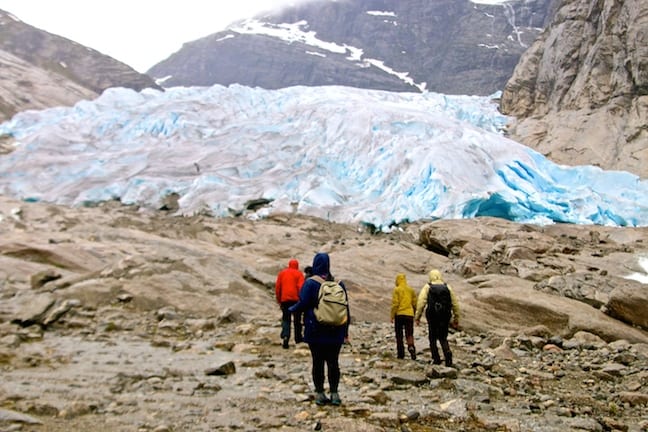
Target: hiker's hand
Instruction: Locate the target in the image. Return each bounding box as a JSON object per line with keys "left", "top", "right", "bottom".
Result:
{"left": 451, "top": 320, "right": 459, "bottom": 330}
{"left": 415, "top": 319, "right": 420, "bottom": 326}
{"left": 344, "top": 336, "right": 350, "bottom": 344}
{"left": 390, "top": 318, "right": 394, "bottom": 324}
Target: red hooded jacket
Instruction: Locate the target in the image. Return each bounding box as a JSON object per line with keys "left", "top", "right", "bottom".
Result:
{"left": 275, "top": 259, "right": 305, "bottom": 303}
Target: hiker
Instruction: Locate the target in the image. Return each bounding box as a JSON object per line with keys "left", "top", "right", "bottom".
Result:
{"left": 414, "top": 269, "right": 460, "bottom": 367}
{"left": 289, "top": 252, "right": 350, "bottom": 406}
{"left": 390, "top": 273, "right": 417, "bottom": 360}
{"left": 275, "top": 258, "right": 305, "bottom": 349}
{"left": 304, "top": 265, "right": 313, "bottom": 279}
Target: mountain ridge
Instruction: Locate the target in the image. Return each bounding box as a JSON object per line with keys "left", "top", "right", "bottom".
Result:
{"left": 148, "top": 0, "right": 557, "bottom": 96}
{"left": 0, "top": 9, "right": 160, "bottom": 122}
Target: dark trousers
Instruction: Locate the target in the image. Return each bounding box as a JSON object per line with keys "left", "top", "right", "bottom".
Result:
{"left": 308, "top": 343, "right": 342, "bottom": 393}
{"left": 394, "top": 315, "right": 415, "bottom": 359}
{"left": 426, "top": 316, "right": 452, "bottom": 366}
{"left": 280, "top": 301, "right": 303, "bottom": 342}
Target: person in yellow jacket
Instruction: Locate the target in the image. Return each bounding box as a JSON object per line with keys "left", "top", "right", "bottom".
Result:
{"left": 390, "top": 273, "right": 418, "bottom": 360}
{"left": 414, "top": 269, "right": 460, "bottom": 367}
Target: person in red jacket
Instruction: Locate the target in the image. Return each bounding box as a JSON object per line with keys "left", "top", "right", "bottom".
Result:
{"left": 276, "top": 258, "right": 305, "bottom": 348}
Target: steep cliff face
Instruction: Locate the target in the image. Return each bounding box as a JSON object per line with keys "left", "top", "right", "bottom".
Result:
{"left": 0, "top": 9, "right": 160, "bottom": 122}
{"left": 149, "top": 0, "right": 555, "bottom": 96}
{"left": 501, "top": 0, "right": 648, "bottom": 178}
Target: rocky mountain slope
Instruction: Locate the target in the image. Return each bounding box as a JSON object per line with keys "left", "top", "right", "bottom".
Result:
{"left": 500, "top": 0, "right": 648, "bottom": 178}
{"left": 0, "top": 196, "right": 646, "bottom": 430}
{"left": 148, "top": 0, "right": 557, "bottom": 96}
{"left": 0, "top": 9, "right": 160, "bottom": 122}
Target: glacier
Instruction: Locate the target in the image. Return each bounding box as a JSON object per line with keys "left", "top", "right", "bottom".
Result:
{"left": 0, "top": 84, "right": 647, "bottom": 230}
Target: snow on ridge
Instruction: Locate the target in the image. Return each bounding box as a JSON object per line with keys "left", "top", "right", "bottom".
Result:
{"left": 230, "top": 19, "right": 425, "bottom": 91}
{"left": 366, "top": 11, "right": 397, "bottom": 17}
{"left": 471, "top": 0, "right": 510, "bottom": 4}
{"left": 0, "top": 84, "right": 647, "bottom": 230}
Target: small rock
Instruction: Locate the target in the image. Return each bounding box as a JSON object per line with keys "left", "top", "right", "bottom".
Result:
{"left": 205, "top": 361, "right": 236, "bottom": 376}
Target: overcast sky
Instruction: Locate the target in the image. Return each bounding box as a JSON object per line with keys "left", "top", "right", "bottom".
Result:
{"left": 0, "top": 0, "right": 312, "bottom": 72}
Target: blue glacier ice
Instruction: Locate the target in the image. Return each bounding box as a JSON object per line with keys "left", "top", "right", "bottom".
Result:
{"left": 0, "top": 84, "right": 646, "bottom": 230}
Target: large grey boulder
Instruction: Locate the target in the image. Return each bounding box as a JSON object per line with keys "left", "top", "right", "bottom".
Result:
{"left": 607, "top": 282, "right": 648, "bottom": 331}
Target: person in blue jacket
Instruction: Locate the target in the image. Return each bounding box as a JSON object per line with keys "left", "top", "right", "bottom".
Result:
{"left": 289, "top": 252, "right": 350, "bottom": 406}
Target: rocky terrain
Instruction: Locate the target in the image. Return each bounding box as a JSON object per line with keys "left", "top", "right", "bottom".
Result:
{"left": 0, "top": 9, "right": 160, "bottom": 122}
{"left": 148, "top": 0, "right": 556, "bottom": 95}
{"left": 1, "top": 196, "right": 646, "bottom": 431}
{"left": 500, "top": 0, "right": 648, "bottom": 178}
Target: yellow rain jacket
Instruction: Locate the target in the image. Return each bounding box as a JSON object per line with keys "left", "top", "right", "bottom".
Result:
{"left": 414, "top": 269, "right": 460, "bottom": 324}
{"left": 390, "top": 273, "right": 417, "bottom": 320}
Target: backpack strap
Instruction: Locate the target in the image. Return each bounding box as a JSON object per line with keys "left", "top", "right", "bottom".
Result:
{"left": 311, "top": 275, "right": 325, "bottom": 284}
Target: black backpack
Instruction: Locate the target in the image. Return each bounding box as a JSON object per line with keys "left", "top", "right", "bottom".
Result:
{"left": 426, "top": 283, "right": 452, "bottom": 322}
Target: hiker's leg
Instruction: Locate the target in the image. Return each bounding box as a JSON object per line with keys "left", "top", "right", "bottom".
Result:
{"left": 309, "top": 343, "right": 326, "bottom": 393}
{"left": 280, "top": 303, "right": 292, "bottom": 340}
{"left": 293, "top": 310, "right": 303, "bottom": 343}
{"left": 324, "top": 343, "right": 342, "bottom": 392}
{"left": 440, "top": 337, "right": 453, "bottom": 367}
{"left": 282, "top": 301, "right": 301, "bottom": 343}
{"left": 394, "top": 316, "right": 405, "bottom": 358}
{"left": 439, "top": 324, "right": 452, "bottom": 367}
{"left": 404, "top": 316, "right": 416, "bottom": 358}
{"left": 427, "top": 318, "right": 442, "bottom": 364}
{"left": 404, "top": 316, "right": 415, "bottom": 347}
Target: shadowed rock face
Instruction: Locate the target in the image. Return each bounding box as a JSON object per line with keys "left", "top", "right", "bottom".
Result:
{"left": 148, "top": 0, "right": 556, "bottom": 96}
{"left": 0, "top": 9, "right": 160, "bottom": 122}
{"left": 501, "top": 0, "right": 648, "bottom": 178}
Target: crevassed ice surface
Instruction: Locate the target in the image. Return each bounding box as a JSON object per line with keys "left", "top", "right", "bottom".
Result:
{"left": 0, "top": 84, "right": 647, "bottom": 229}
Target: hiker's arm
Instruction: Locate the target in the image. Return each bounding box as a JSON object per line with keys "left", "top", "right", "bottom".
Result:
{"left": 411, "top": 288, "right": 417, "bottom": 315}
{"left": 289, "top": 279, "right": 315, "bottom": 312}
{"left": 341, "top": 281, "right": 350, "bottom": 341}
{"left": 390, "top": 288, "right": 399, "bottom": 322}
{"left": 448, "top": 285, "right": 460, "bottom": 327}
{"left": 275, "top": 274, "right": 282, "bottom": 304}
{"left": 414, "top": 285, "right": 427, "bottom": 324}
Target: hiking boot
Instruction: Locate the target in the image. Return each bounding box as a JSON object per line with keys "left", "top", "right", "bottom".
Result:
{"left": 295, "top": 335, "right": 304, "bottom": 344}
{"left": 330, "top": 392, "right": 342, "bottom": 406}
{"left": 408, "top": 346, "right": 417, "bottom": 360}
{"left": 282, "top": 337, "right": 289, "bottom": 349}
{"left": 315, "top": 392, "right": 331, "bottom": 406}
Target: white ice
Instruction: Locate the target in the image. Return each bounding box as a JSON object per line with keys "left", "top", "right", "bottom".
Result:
{"left": 0, "top": 84, "right": 647, "bottom": 231}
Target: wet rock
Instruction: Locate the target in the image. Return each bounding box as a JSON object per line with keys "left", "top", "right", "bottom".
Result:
{"left": 44, "top": 299, "right": 80, "bottom": 325}
{"left": 438, "top": 398, "right": 468, "bottom": 419}
{"left": 30, "top": 269, "right": 62, "bottom": 289}
{"left": 205, "top": 361, "right": 236, "bottom": 376}
{"left": 10, "top": 293, "right": 56, "bottom": 327}
{"left": 426, "top": 366, "right": 458, "bottom": 379}
{"left": 389, "top": 371, "right": 428, "bottom": 386}
{"left": 0, "top": 408, "right": 43, "bottom": 424}
{"left": 617, "top": 392, "right": 648, "bottom": 407}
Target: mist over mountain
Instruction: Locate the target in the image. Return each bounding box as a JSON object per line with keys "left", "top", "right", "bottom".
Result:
{"left": 147, "top": 0, "right": 557, "bottom": 96}
{"left": 0, "top": 9, "right": 160, "bottom": 122}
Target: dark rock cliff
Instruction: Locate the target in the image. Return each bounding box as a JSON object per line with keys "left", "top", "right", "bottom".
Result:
{"left": 148, "top": 0, "right": 556, "bottom": 96}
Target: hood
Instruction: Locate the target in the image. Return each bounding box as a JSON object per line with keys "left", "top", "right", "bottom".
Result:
{"left": 311, "top": 253, "right": 330, "bottom": 278}
{"left": 428, "top": 269, "right": 443, "bottom": 284}
{"left": 395, "top": 273, "right": 407, "bottom": 287}
{"left": 288, "top": 259, "right": 299, "bottom": 270}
